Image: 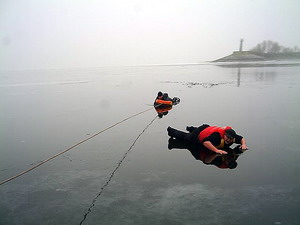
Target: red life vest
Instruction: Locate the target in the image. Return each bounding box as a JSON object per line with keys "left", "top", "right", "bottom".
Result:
{"left": 198, "top": 126, "right": 232, "bottom": 143}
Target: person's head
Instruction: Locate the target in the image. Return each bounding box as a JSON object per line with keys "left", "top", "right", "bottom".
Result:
{"left": 163, "top": 93, "right": 168, "bottom": 98}
{"left": 157, "top": 91, "right": 163, "bottom": 99}
{"left": 224, "top": 129, "right": 236, "bottom": 144}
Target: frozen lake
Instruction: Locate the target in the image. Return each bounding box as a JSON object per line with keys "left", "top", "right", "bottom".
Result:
{"left": 1, "top": 63, "right": 300, "bottom": 225}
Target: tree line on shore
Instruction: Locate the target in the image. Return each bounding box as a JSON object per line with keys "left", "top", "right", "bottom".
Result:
{"left": 250, "top": 40, "right": 300, "bottom": 54}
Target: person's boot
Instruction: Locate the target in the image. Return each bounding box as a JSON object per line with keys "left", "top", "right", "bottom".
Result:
{"left": 167, "top": 127, "right": 189, "bottom": 140}
{"left": 186, "top": 126, "right": 197, "bottom": 132}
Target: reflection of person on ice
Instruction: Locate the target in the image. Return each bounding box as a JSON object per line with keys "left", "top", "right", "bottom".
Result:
{"left": 167, "top": 124, "right": 248, "bottom": 155}
{"left": 168, "top": 138, "right": 246, "bottom": 169}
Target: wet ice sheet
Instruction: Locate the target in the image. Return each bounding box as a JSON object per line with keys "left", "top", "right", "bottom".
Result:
{"left": 1, "top": 64, "right": 300, "bottom": 225}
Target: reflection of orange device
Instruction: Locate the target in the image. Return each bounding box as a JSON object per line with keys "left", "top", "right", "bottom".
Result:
{"left": 154, "top": 99, "right": 173, "bottom": 106}
{"left": 155, "top": 105, "right": 173, "bottom": 118}
{"left": 155, "top": 105, "right": 172, "bottom": 114}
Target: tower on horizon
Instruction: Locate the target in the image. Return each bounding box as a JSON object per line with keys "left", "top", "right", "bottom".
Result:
{"left": 239, "top": 38, "right": 244, "bottom": 51}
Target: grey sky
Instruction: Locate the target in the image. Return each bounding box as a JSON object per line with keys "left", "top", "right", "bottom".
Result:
{"left": 1, "top": 0, "right": 299, "bottom": 70}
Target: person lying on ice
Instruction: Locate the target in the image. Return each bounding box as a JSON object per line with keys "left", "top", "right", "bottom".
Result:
{"left": 154, "top": 91, "right": 180, "bottom": 106}
{"left": 155, "top": 91, "right": 173, "bottom": 101}
{"left": 167, "top": 124, "right": 248, "bottom": 155}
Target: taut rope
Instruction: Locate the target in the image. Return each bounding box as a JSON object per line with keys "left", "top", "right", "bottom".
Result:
{"left": 0, "top": 106, "right": 158, "bottom": 186}
{"left": 79, "top": 115, "right": 158, "bottom": 225}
